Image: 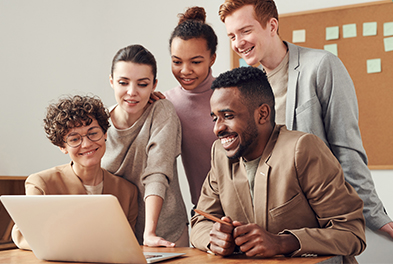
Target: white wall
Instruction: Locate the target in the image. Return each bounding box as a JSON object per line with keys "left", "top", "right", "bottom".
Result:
{"left": 1, "top": 0, "right": 391, "bottom": 262}
{"left": 0, "top": 0, "right": 230, "bottom": 177}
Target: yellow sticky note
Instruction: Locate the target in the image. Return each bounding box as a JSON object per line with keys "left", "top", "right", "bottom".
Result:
{"left": 343, "top": 24, "right": 357, "bottom": 38}
{"left": 326, "top": 26, "right": 339, "bottom": 40}
{"left": 383, "top": 22, "right": 393, "bottom": 37}
{"left": 324, "top": 44, "right": 338, "bottom": 56}
{"left": 367, "top": 59, "right": 381, "bottom": 74}
{"left": 384, "top": 37, "right": 393, "bottom": 52}
{"left": 292, "top": 29, "right": 306, "bottom": 43}
{"left": 363, "top": 22, "right": 377, "bottom": 36}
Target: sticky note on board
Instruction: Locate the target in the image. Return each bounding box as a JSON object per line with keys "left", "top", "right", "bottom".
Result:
{"left": 324, "top": 44, "right": 338, "bottom": 56}
{"left": 384, "top": 22, "right": 393, "bottom": 36}
{"left": 326, "top": 26, "right": 339, "bottom": 40}
{"left": 343, "top": 24, "right": 357, "bottom": 38}
{"left": 367, "top": 59, "right": 381, "bottom": 74}
{"left": 384, "top": 37, "right": 393, "bottom": 52}
{"left": 292, "top": 29, "right": 306, "bottom": 43}
{"left": 363, "top": 22, "right": 377, "bottom": 36}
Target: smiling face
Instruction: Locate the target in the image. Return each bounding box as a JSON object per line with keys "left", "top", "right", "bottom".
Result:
{"left": 171, "top": 37, "right": 216, "bottom": 90}
{"left": 110, "top": 61, "right": 157, "bottom": 120}
{"left": 225, "top": 5, "right": 275, "bottom": 66}
{"left": 60, "top": 119, "right": 107, "bottom": 171}
{"left": 210, "top": 87, "right": 262, "bottom": 161}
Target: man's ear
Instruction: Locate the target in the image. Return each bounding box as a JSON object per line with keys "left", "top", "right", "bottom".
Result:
{"left": 268, "top": 17, "right": 279, "bottom": 36}
{"left": 257, "top": 104, "right": 270, "bottom": 125}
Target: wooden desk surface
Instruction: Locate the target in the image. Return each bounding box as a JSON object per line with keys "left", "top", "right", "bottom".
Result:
{"left": 0, "top": 247, "right": 342, "bottom": 264}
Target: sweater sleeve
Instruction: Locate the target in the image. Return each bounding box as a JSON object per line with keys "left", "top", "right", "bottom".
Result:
{"left": 141, "top": 100, "right": 182, "bottom": 200}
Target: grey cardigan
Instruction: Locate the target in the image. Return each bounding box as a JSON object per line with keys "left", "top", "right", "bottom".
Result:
{"left": 282, "top": 41, "right": 390, "bottom": 230}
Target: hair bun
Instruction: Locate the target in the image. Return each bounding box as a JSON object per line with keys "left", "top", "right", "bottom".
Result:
{"left": 178, "top": 6, "right": 206, "bottom": 25}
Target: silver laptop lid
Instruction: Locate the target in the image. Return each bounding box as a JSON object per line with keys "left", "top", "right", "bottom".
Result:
{"left": 1, "top": 195, "right": 147, "bottom": 264}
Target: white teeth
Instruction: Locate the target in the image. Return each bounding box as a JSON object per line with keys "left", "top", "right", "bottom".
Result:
{"left": 126, "top": 100, "right": 137, "bottom": 104}
{"left": 242, "top": 47, "right": 253, "bottom": 54}
{"left": 83, "top": 150, "right": 95, "bottom": 155}
{"left": 183, "top": 79, "right": 192, "bottom": 82}
{"left": 221, "top": 137, "right": 235, "bottom": 145}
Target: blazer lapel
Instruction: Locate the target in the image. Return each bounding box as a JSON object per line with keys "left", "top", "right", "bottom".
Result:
{"left": 63, "top": 163, "right": 88, "bottom": 194}
{"left": 285, "top": 41, "right": 300, "bottom": 131}
{"left": 252, "top": 126, "right": 280, "bottom": 228}
{"left": 230, "top": 126, "right": 281, "bottom": 226}
{"left": 232, "top": 160, "right": 254, "bottom": 223}
{"left": 253, "top": 162, "right": 270, "bottom": 229}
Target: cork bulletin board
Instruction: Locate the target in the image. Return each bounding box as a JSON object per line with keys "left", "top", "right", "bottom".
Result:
{"left": 231, "top": 1, "right": 393, "bottom": 169}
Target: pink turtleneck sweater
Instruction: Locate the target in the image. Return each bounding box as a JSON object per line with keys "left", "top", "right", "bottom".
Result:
{"left": 164, "top": 70, "right": 217, "bottom": 206}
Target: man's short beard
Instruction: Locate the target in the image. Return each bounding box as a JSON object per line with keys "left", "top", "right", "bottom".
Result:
{"left": 227, "top": 119, "right": 259, "bottom": 160}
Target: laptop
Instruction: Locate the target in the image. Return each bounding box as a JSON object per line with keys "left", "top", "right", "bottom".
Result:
{"left": 0, "top": 195, "right": 184, "bottom": 263}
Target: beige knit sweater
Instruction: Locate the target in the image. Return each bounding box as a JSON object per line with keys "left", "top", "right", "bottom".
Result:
{"left": 101, "top": 99, "right": 188, "bottom": 244}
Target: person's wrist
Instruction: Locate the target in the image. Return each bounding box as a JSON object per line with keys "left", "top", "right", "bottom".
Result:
{"left": 143, "top": 231, "right": 156, "bottom": 239}
{"left": 278, "top": 233, "right": 300, "bottom": 255}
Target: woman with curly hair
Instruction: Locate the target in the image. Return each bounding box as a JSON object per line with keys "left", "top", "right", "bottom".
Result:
{"left": 11, "top": 95, "right": 138, "bottom": 250}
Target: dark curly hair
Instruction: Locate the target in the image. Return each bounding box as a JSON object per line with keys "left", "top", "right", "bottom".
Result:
{"left": 211, "top": 67, "right": 275, "bottom": 125}
{"left": 43, "top": 95, "right": 110, "bottom": 147}
{"left": 169, "top": 6, "right": 218, "bottom": 56}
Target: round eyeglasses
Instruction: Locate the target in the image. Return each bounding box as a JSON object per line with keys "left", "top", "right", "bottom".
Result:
{"left": 64, "top": 126, "right": 104, "bottom": 148}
